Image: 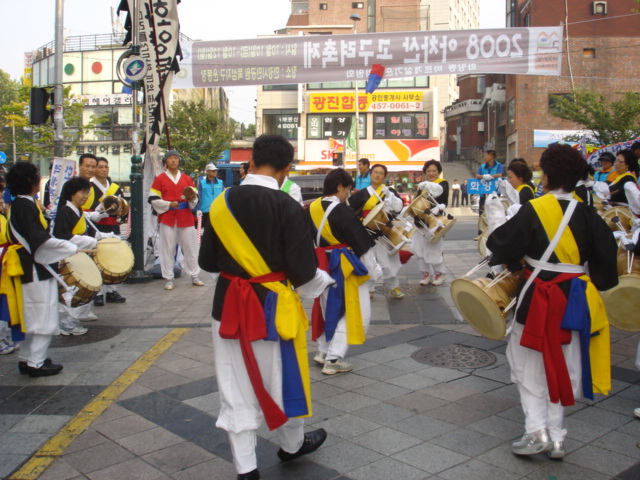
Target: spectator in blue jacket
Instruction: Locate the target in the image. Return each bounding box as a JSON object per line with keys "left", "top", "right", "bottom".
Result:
{"left": 197, "top": 163, "right": 224, "bottom": 231}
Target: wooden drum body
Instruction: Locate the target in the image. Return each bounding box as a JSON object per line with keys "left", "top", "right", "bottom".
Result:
{"left": 601, "top": 247, "right": 640, "bottom": 332}
{"left": 451, "top": 268, "right": 524, "bottom": 340}
{"left": 58, "top": 253, "right": 103, "bottom": 307}
{"left": 600, "top": 205, "right": 633, "bottom": 234}
{"left": 363, "top": 203, "right": 414, "bottom": 254}
{"left": 94, "top": 238, "right": 135, "bottom": 284}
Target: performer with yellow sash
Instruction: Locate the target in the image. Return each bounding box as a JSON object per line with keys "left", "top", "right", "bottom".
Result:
{"left": 411, "top": 160, "right": 450, "bottom": 286}
{"left": 348, "top": 163, "right": 405, "bottom": 298}
{"left": 487, "top": 144, "right": 618, "bottom": 459}
{"left": 53, "top": 177, "right": 101, "bottom": 336}
{"left": 307, "top": 169, "right": 380, "bottom": 375}
{"left": 593, "top": 149, "right": 639, "bottom": 205}
{"left": 90, "top": 157, "right": 126, "bottom": 306}
{"left": 6, "top": 162, "right": 79, "bottom": 377}
{"left": 199, "top": 134, "right": 334, "bottom": 480}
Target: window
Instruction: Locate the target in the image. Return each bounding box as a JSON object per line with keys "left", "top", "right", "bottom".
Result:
{"left": 319, "top": 3, "right": 328, "bottom": 10}
{"left": 548, "top": 93, "right": 572, "bottom": 114}
{"left": 262, "top": 84, "right": 297, "bottom": 91}
{"left": 476, "top": 76, "right": 486, "bottom": 94}
{"left": 307, "top": 76, "right": 428, "bottom": 90}
{"left": 507, "top": 99, "right": 515, "bottom": 126}
{"left": 593, "top": 1, "right": 607, "bottom": 15}
{"left": 583, "top": 48, "right": 596, "bottom": 59}
{"left": 263, "top": 110, "right": 299, "bottom": 139}
{"left": 352, "top": 2, "right": 364, "bottom": 8}
{"left": 306, "top": 115, "right": 366, "bottom": 140}
{"left": 373, "top": 113, "right": 429, "bottom": 139}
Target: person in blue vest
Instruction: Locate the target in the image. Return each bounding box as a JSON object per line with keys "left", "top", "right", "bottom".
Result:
{"left": 354, "top": 158, "right": 371, "bottom": 190}
{"left": 197, "top": 163, "right": 224, "bottom": 232}
{"left": 475, "top": 150, "right": 504, "bottom": 235}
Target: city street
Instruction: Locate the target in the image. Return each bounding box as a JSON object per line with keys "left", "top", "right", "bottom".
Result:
{"left": 1, "top": 210, "right": 640, "bottom": 480}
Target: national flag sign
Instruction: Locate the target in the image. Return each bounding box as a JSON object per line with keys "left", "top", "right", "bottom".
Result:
{"left": 365, "top": 64, "right": 385, "bottom": 94}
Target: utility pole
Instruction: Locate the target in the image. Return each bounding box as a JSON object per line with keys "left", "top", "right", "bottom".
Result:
{"left": 53, "top": 0, "right": 64, "bottom": 158}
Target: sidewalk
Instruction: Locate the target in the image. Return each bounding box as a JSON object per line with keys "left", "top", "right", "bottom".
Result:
{"left": 1, "top": 231, "right": 640, "bottom": 480}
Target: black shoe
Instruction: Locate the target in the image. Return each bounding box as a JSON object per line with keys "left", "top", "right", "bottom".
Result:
{"left": 25, "top": 361, "right": 63, "bottom": 377}
{"left": 237, "top": 469, "right": 260, "bottom": 480}
{"left": 19, "top": 358, "right": 52, "bottom": 374}
{"left": 277, "top": 428, "right": 327, "bottom": 462}
{"left": 94, "top": 295, "right": 105, "bottom": 307}
{"left": 105, "top": 291, "right": 126, "bottom": 303}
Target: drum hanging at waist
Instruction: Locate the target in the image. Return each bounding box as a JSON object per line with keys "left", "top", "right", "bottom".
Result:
{"left": 93, "top": 237, "right": 135, "bottom": 284}
{"left": 601, "top": 246, "right": 640, "bottom": 332}
{"left": 58, "top": 252, "right": 103, "bottom": 307}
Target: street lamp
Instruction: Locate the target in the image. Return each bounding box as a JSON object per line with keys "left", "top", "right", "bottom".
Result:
{"left": 350, "top": 14, "right": 361, "bottom": 167}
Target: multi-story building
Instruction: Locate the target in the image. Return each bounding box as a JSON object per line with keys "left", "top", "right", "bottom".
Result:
{"left": 29, "top": 31, "right": 227, "bottom": 184}
{"left": 505, "top": 0, "right": 640, "bottom": 164}
{"left": 257, "top": 0, "right": 480, "bottom": 175}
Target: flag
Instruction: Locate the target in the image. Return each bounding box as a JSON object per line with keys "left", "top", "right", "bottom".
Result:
{"left": 577, "top": 134, "right": 588, "bottom": 158}
{"left": 345, "top": 118, "right": 358, "bottom": 153}
{"left": 365, "top": 64, "right": 385, "bottom": 94}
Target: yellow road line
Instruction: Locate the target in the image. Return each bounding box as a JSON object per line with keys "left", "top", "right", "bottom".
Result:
{"left": 9, "top": 327, "right": 190, "bottom": 480}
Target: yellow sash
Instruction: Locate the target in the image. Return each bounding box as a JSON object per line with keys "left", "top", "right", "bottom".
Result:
{"left": 98, "top": 182, "right": 120, "bottom": 202}
{"left": 72, "top": 213, "right": 87, "bottom": 236}
{"left": 363, "top": 185, "right": 384, "bottom": 212}
{"left": 210, "top": 193, "right": 313, "bottom": 417}
{"left": 609, "top": 171, "right": 636, "bottom": 186}
{"left": 517, "top": 184, "right": 534, "bottom": 195}
{"left": 309, "top": 198, "right": 369, "bottom": 344}
{"left": 530, "top": 195, "right": 611, "bottom": 395}
{"left": 0, "top": 245, "right": 25, "bottom": 333}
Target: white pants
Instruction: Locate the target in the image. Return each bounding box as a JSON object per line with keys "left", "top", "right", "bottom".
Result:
{"left": 158, "top": 223, "right": 200, "bottom": 280}
{"left": 507, "top": 322, "right": 582, "bottom": 442}
{"left": 317, "top": 283, "right": 371, "bottom": 361}
{"left": 372, "top": 242, "right": 401, "bottom": 290}
{"left": 212, "top": 321, "right": 304, "bottom": 474}
{"left": 19, "top": 277, "right": 59, "bottom": 368}
{"left": 98, "top": 284, "right": 117, "bottom": 295}
{"left": 411, "top": 232, "right": 445, "bottom": 275}
{"left": 59, "top": 302, "right": 93, "bottom": 329}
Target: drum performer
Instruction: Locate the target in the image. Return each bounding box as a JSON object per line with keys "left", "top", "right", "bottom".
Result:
{"left": 497, "top": 160, "right": 535, "bottom": 219}
{"left": 148, "top": 150, "right": 204, "bottom": 290}
{"left": 487, "top": 144, "right": 618, "bottom": 459}
{"left": 593, "top": 149, "right": 639, "bottom": 205}
{"left": 53, "top": 177, "right": 107, "bottom": 336}
{"left": 348, "top": 163, "right": 405, "bottom": 298}
{"left": 307, "top": 169, "right": 380, "bottom": 375}
{"left": 90, "top": 157, "right": 126, "bottom": 306}
{"left": 6, "top": 163, "right": 82, "bottom": 376}
{"left": 198, "top": 134, "right": 334, "bottom": 479}
{"left": 411, "top": 160, "right": 450, "bottom": 286}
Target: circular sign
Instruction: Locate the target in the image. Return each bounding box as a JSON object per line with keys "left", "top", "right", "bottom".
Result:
{"left": 91, "top": 62, "right": 103, "bottom": 74}
{"left": 123, "top": 56, "right": 148, "bottom": 81}
{"left": 0, "top": 152, "right": 6, "bottom": 164}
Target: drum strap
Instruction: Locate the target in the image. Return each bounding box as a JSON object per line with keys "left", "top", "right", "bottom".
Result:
{"left": 514, "top": 199, "right": 578, "bottom": 318}
{"left": 524, "top": 257, "right": 585, "bottom": 274}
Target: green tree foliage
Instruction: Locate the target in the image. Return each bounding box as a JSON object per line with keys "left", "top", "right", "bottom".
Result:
{"left": 0, "top": 70, "right": 101, "bottom": 163}
{"left": 549, "top": 89, "right": 640, "bottom": 146}
{"left": 161, "top": 100, "right": 233, "bottom": 174}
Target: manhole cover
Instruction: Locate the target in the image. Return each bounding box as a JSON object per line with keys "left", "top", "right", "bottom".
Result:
{"left": 412, "top": 344, "right": 496, "bottom": 368}
{"left": 50, "top": 325, "right": 122, "bottom": 348}
{"left": 375, "top": 283, "right": 430, "bottom": 297}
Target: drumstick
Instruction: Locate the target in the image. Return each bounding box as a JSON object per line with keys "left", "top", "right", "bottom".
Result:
{"left": 78, "top": 248, "right": 97, "bottom": 254}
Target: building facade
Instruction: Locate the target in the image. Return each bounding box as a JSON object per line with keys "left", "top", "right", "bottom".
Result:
{"left": 256, "top": 0, "right": 480, "bottom": 172}
{"left": 30, "top": 32, "right": 227, "bottom": 184}
{"left": 505, "top": 0, "right": 640, "bottom": 164}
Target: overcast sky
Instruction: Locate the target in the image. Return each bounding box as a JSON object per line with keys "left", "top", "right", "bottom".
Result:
{"left": 1, "top": 0, "right": 506, "bottom": 125}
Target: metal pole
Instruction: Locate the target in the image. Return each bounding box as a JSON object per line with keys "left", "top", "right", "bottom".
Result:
{"left": 53, "top": 0, "right": 64, "bottom": 158}
{"left": 351, "top": 17, "right": 360, "bottom": 168}
{"left": 12, "top": 125, "right": 16, "bottom": 163}
{"left": 127, "top": 0, "right": 151, "bottom": 282}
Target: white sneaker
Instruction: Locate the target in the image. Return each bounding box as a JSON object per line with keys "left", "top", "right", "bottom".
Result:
{"left": 192, "top": 277, "right": 204, "bottom": 286}
{"left": 432, "top": 273, "right": 445, "bottom": 286}
{"left": 634, "top": 407, "right": 640, "bottom": 419}
{"left": 419, "top": 272, "right": 431, "bottom": 286}
{"left": 313, "top": 352, "right": 326, "bottom": 366}
{"left": 0, "top": 341, "right": 16, "bottom": 355}
{"left": 81, "top": 313, "right": 98, "bottom": 322}
{"left": 60, "top": 325, "right": 88, "bottom": 336}
{"left": 165, "top": 281, "right": 174, "bottom": 290}
{"left": 322, "top": 358, "right": 353, "bottom": 375}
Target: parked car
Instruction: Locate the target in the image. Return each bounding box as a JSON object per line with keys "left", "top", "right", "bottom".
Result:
{"left": 215, "top": 163, "right": 244, "bottom": 187}
{"left": 290, "top": 174, "right": 327, "bottom": 203}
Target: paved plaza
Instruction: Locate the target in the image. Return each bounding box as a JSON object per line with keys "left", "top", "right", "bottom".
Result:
{"left": 1, "top": 215, "right": 640, "bottom": 480}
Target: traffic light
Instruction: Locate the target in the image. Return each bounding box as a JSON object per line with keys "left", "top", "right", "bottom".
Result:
{"left": 30, "top": 87, "right": 51, "bottom": 125}
{"left": 331, "top": 151, "right": 343, "bottom": 166}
